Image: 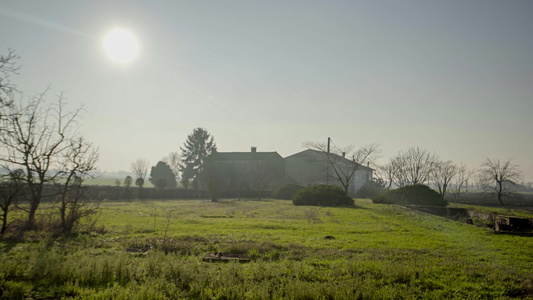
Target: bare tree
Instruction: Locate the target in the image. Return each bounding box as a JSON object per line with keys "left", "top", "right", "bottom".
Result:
{"left": 55, "top": 137, "right": 100, "bottom": 234}
{"left": 0, "top": 49, "right": 20, "bottom": 107}
{"left": 305, "top": 140, "right": 380, "bottom": 193}
{"left": 163, "top": 151, "right": 181, "bottom": 183}
{"left": 0, "top": 94, "right": 82, "bottom": 228}
{"left": 0, "top": 168, "right": 25, "bottom": 235}
{"left": 0, "top": 50, "right": 23, "bottom": 232}
{"left": 450, "top": 163, "right": 476, "bottom": 201}
{"left": 131, "top": 158, "right": 149, "bottom": 188}
{"left": 479, "top": 158, "right": 522, "bottom": 205}
{"left": 393, "top": 147, "right": 437, "bottom": 187}
{"left": 431, "top": 160, "right": 457, "bottom": 198}
{"left": 375, "top": 158, "right": 400, "bottom": 190}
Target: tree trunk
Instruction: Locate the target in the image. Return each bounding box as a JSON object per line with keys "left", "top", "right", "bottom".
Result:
{"left": 1, "top": 208, "right": 7, "bottom": 235}
{"left": 26, "top": 180, "right": 44, "bottom": 229}
{"left": 497, "top": 182, "right": 504, "bottom": 205}
{"left": 60, "top": 201, "right": 67, "bottom": 232}
{"left": 63, "top": 210, "right": 75, "bottom": 235}
{"left": 27, "top": 200, "right": 39, "bottom": 229}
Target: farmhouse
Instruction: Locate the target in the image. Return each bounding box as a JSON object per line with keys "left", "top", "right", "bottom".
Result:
{"left": 207, "top": 147, "right": 373, "bottom": 196}
{"left": 208, "top": 147, "right": 286, "bottom": 192}
{"left": 285, "top": 149, "right": 373, "bottom": 195}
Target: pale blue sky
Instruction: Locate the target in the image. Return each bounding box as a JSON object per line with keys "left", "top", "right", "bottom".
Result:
{"left": 1, "top": 1, "right": 532, "bottom": 181}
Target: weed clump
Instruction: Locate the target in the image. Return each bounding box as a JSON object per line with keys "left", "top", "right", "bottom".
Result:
{"left": 292, "top": 185, "right": 353, "bottom": 207}
{"left": 372, "top": 184, "right": 448, "bottom": 206}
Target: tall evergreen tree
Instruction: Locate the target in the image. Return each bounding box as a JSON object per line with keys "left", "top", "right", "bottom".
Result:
{"left": 180, "top": 128, "right": 217, "bottom": 189}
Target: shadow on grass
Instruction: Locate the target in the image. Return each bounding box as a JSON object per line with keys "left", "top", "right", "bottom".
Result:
{"left": 346, "top": 204, "right": 367, "bottom": 210}
{"left": 491, "top": 231, "right": 533, "bottom": 237}
{"left": 0, "top": 239, "right": 25, "bottom": 253}
{"left": 293, "top": 204, "right": 367, "bottom": 210}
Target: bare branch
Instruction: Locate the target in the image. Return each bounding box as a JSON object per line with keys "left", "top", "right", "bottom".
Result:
{"left": 55, "top": 137, "right": 100, "bottom": 234}
{"left": 374, "top": 158, "right": 399, "bottom": 190}
{"left": 450, "top": 163, "right": 476, "bottom": 201}
{"left": 305, "top": 140, "right": 379, "bottom": 194}
{"left": 131, "top": 158, "right": 149, "bottom": 183}
{"left": 393, "top": 147, "right": 437, "bottom": 187}
{"left": 0, "top": 92, "right": 84, "bottom": 228}
{"left": 162, "top": 151, "right": 181, "bottom": 180}
{"left": 479, "top": 158, "right": 522, "bottom": 205}
{"left": 0, "top": 49, "right": 21, "bottom": 107}
{"left": 431, "top": 160, "right": 457, "bottom": 198}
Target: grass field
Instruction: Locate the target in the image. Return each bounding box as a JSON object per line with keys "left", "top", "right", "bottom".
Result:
{"left": 1, "top": 198, "right": 532, "bottom": 299}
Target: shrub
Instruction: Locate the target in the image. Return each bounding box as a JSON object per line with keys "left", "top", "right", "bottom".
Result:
{"left": 372, "top": 184, "right": 448, "bottom": 207}
{"left": 292, "top": 185, "right": 353, "bottom": 207}
{"left": 355, "top": 179, "right": 386, "bottom": 199}
{"left": 274, "top": 184, "right": 305, "bottom": 200}
{"left": 149, "top": 161, "right": 177, "bottom": 188}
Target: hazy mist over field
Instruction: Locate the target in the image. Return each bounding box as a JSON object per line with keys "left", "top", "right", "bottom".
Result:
{"left": 1, "top": 1, "right": 532, "bottom": 181}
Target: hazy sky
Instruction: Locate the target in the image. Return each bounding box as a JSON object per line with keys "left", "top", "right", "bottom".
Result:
{"left": 1, "top": 1, "right": 532, "bottom": 181}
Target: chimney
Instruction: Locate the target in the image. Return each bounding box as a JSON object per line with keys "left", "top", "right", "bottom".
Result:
{"left": 251, "top": 147, "right": 257, "bottom": 153}
{"left": 342, "top": 152, "right": 345, "bottom": 158}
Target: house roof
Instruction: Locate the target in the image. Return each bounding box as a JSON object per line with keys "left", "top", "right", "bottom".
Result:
{"left": 285, "top": 149, "right": 374, "bottom": 171}
{"left": 212, "top": 151, "right": 283, "bottom": 161}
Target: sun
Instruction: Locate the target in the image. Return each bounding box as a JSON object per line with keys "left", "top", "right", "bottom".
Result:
{"left": 103, "top": 29, "right": 139, "bottom": 63}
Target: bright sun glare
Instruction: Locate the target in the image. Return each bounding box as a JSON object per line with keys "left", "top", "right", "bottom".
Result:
{"left": 103, "top": 29, "right": 139, "bottom": 63}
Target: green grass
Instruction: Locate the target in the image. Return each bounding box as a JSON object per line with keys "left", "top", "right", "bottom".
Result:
{"left": 1, "top": 199, "right": 532, "bottom": 299}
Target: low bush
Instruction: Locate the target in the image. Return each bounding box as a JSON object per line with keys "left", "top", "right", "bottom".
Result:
{"left": 372, "top": 184, "right": 447, "bottom": 207}
{"left": 355, "top": 179, "right": 386, "bottom": 199}
{"left": 274, "top": 184, "right": 305, "bottom": 200}
{"left": 292, "top": 185, "right": 353, "bottom": 207}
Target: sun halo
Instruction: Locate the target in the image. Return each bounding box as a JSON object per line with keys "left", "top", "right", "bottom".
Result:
{"left": 103, "top": 28, "right": 139, "bottom": 63}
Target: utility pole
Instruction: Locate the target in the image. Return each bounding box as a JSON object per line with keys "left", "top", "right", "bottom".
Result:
{"left": 326, "top": 137, "right": 331, "bottom": 184}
